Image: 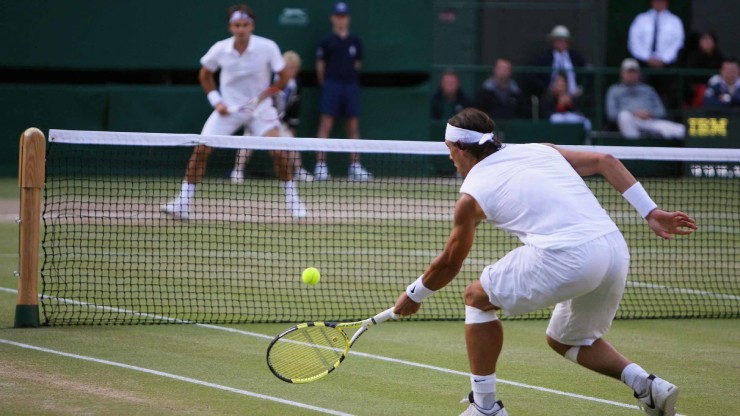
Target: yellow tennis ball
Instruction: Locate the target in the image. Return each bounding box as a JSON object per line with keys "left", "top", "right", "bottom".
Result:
{"left": 302, "top": 267, "right": 321, "bottom": 285}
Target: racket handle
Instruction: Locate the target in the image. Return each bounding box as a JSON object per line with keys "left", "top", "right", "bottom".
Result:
{"left": 372, "top": 307, "right": 399, "bottom": 324}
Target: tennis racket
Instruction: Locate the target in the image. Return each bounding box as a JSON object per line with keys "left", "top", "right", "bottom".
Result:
{"left": 266, "top": 307, "right": 399, "bottom": 383}
{"left": 227, "top": 96, "right": 260, "bottom": 116}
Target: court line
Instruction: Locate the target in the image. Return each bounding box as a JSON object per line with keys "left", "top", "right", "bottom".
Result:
{"left": 0, "top": 287, "right": 684, "bottom": 414}
{"left": 0, "top": 338, "right": 354, "bottom": 416}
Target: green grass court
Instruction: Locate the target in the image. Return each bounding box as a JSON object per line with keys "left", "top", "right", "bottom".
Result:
{"left": 1, "top": 175, "right": 739, "bottom": 415}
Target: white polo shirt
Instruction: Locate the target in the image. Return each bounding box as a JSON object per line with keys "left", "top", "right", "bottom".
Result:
{"left": 200, "top": 35, "right": 285, "bottom": 107}
{"left": 460, "top": 143, "right": 618, "bottom": 249}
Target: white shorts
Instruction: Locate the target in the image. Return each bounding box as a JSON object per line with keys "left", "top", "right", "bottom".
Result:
{"left": 201, "top": 101, "right": 280, "bottom": 137}
{"left": 480, "top": 231, "right": 629, "bottom": 346}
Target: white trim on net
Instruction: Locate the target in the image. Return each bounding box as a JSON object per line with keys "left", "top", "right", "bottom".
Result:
{"left": 48, "top": 129, "right": 740, "bottom": 162}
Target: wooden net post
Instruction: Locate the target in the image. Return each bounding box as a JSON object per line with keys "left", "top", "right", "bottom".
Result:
{"left": 15, "top": 128, "right": 45, "bottom": 328}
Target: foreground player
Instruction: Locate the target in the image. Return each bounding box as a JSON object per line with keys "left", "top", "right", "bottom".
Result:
{"left": 162, "top": 4, "right": 306, "bottom": 220}
{"left": 394, "top": 108, "right": 696, "bottom": 416}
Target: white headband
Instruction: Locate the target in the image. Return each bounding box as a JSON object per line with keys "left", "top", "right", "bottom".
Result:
{"left": 229, "top": 11, "right": 252, "bottom": 23}
{"left": 445, "top": 123, "right": 495, "bottom": 145}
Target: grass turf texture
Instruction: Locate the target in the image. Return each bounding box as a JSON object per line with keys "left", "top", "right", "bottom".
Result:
{"left": 0, "top": 174, "right": 738, "bottom": 414}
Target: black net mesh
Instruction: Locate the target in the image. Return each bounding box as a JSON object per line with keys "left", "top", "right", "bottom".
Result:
{"left": 40, "top": 132, "right": 740, "bottom": 324}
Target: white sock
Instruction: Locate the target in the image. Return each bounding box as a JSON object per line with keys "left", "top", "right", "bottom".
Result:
{"left": 621, "top": 363, "right": 649, "bottom": 396}
{"left": 281, "top": 180, "right": 296, "bottom": 197}
{"left": 470, "top": 372, "right": 496, "bottom": 410}
{"left": 179, "top": 182, "right": 195, "bottom": 203}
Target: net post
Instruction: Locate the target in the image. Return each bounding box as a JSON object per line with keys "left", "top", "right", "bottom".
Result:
{"left": 15, "top": 127, "right": 45, "bottom": 328}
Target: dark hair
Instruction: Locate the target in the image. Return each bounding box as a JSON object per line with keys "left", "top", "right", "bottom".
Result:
{"left": 723, "top": 57, "right": 739, "bottom": 66}
{"left": 447, "top": 108, "right": 503, "bottom": 159}
{"left": 227, "top": 4, "right": 255, "bottom": 22}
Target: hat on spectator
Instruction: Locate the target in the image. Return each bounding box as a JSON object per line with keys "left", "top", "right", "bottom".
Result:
{"left": 621, "top": 58, "right": 641, "bottom": 71}
{"left": 332, "top": 2, "right": 350, "bottom": 15}
{"left": 548, "top": 25, "right": 571, "bottom": 40}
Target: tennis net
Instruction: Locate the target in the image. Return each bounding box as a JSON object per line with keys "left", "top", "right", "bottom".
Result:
{"left": 40, "top": 129, "right": 740, "bottom": 324}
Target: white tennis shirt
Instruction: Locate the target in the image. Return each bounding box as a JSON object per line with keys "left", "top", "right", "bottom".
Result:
{"left": 460, "top": 143, "right": 619, "bottom": 249}
{"left": 200, "top": 35, "right": 285, "bottom": 108}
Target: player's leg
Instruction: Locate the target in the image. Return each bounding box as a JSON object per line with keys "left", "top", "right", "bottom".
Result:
{"left": 254, "top": 108, "right": 307, "bottom": 219}
{"left": 545, "top": 231, "right": 678, "bottom": 415}
{"left": 460, "top": 280, "right": 507, "bottom": 416}
{"left": 344, "top": 83, "right": 373, "bottom": 181}
{"left": 162, "top": 111, "right": 242, "bottom": 220}
{"left": 314, "top": 114, "right": 335, "bottom": 180}
{"left": 281, "top": 123, "right": 313, "bottom": 182}
{"left": 231, "top": 148, "right": 253, "bottom": 184}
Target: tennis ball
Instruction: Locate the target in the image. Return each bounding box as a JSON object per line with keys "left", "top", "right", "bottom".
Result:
{"left": 302, "top": 267, "right": 321, "bottom": 285}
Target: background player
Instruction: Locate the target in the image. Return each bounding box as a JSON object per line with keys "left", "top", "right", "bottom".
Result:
{"left": 161, "top": 4, "right": 306, "bottom": 220}
{"left": 393, "top": 108, "right": 696, "bottom": 416}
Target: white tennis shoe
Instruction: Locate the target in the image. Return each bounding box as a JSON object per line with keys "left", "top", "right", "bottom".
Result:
{"left": 160, "top": 199, "right": 189, "bottom": 221}
{"left": 460, "top": 392, "right": 508, "bottom": 416}
{"left": 348, "top": 162, "right": 373, "bottom": 182}
{"left": 459, "top": 401, "right": 507, "bottom": 416}
{"left": 230, "top": 170, "right": 245, "bottom": 184}
{"left": 636, "top": 375, "right": 679, "bottom": 416}
{"left": 314, "top": 162, "right": 331, "bottom": 181}
{"left": 285, "top": 195, "right": 307, "bottom": 219}
{"left": 294, "top": 167, "right": 314, "bottom": 182}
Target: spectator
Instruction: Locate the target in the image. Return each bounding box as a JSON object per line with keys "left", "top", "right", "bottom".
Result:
{"left": 540, "top": 73, "right": 591, "bottom": 131}
{"left": 431, "top": 69, "right": 472, "bottom": 120}
{"left": 703, "top": 58, "right": 740, "bottom": 108}
{"left": 628, "top": 0, "right": 685, "bottom": 69}
{"left": 230, "top": 51, "right": 313, "bottom": 184}
{"left": 606, "top": 58, "right": 685, "bottom": 139}
{"left": 528, "top": 25, "right": 589, "bottom": 98}
{"left": 473, "top": 59, "right": 527, "bottom": 120}
{"left": 678, "top": 31, "right": 725, "bottom": 106}
{"left": 313, "top": 2, "right": 372, "bottom": 181}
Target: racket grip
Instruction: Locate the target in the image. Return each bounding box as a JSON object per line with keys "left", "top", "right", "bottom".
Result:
{"left": 372, "top": 307, "right": 399, "bottom": 324}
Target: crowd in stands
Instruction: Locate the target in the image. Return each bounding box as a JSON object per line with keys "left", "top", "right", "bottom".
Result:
{"left": 431, "top": 0, "right": 739, "bottom": 140}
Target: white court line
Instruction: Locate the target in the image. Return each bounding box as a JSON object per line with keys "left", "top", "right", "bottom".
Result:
{"left": 0, "top": 338, "right": 353, "bottom": 416}
{"left": 628, "top": 282, "right": 740, "bottom": 301}
{"left": 0, "top": 288, "right": 677, "bottom": 413}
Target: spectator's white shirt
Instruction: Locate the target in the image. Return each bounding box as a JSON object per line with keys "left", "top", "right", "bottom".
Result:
{"left": 200, "top": 35, "right": 285, "bottom": 107}
{"left": 628, "top": 8, "right": 684, "bottom": 64}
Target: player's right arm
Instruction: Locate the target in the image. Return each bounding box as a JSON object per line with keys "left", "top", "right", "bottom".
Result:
{"left": 394, "top": 194, "right": 484, "bottom": 316}
{"left": 199, "top": 67, "right": 227, "bottom": 115}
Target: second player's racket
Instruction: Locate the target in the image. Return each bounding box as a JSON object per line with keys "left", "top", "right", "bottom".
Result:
{"left": 266, "top": 307, "right": 398, "bottom": 383}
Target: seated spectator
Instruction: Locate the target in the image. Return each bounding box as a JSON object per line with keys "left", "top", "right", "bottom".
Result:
{"left": 606, "top": 58, "right": 685, "bottom": 139}
{"left": 678, "top": 31, "right": 725, "bottom": 106}
{"left": 473, "top": 58, "right": 527, "bottom": 120}
{"left": 703, "top": 58, "right": 740, "bottom": 108}
{"left": 540, "top": 73, "right": 591, "bottom": 131}
{"left": 430, "top": 69, "right": 472, "bottom": 120}
{"left": 527, "top": 25, "right": 589, "bottom": 98}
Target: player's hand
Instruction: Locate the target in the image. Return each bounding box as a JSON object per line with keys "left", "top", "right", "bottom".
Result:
{"left": 215, "top": 103, "right": 229, "bottom": 115}
{"left": 646, "top": 209, "right": 698, "bottom": 240}
{"left": 393, "top": 292, "right": 421, "bottom": 317}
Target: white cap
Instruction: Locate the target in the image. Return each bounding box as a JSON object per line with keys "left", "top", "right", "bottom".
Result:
{"left": 548, "top": 25, "right": 571, "bottom": 39}
{"left": 621, "top": 58, "right": 640, "bottom": 71}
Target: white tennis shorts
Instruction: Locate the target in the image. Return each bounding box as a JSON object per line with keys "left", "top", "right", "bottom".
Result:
{"left": 201, "top": 101, "right": 280, "bottom": 137}
{"left": 480, "top": 231, "right": 630, "bottom": 346}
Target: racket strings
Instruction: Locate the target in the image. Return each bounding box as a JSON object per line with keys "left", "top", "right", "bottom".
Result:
{"left": 268, "top": 325, "right": 347, "bottom": 381}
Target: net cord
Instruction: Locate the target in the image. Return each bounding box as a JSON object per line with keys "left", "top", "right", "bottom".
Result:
{"left": 48, "top": 129, "right": 740, "bottom": 162}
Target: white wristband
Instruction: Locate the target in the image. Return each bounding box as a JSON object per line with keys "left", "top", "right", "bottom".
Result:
{"left": 207, "top": 90, "right": 222, "bottom": 108}
{"left": 622, "top": 182, "right": 658, "bottom": 218}
{"left": 406, "top": 275, "right": 436, "bottom": 303}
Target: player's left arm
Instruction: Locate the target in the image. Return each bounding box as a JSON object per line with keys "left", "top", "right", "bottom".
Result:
{"left": 394, "top": 194, "right": 484, "bottom": 316}
{"left": 550, "top": 145, "right": 697, "bottom": 239}
{"left": 260, "top": 67, "right": 289, "bottom": 102}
